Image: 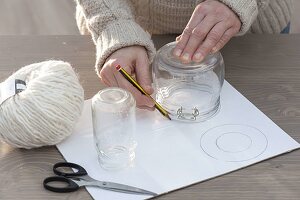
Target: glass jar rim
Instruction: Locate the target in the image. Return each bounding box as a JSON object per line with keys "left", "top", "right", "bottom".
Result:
{"left": 156, "top": 41, "right": 222, "bottom": 73}
{"left": 92, "top": 87, "right": 135, "bottom": 106}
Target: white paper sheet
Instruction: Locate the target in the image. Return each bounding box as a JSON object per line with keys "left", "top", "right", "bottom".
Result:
{"left": 57, "top": 81, "right": 300, "bottom": 200}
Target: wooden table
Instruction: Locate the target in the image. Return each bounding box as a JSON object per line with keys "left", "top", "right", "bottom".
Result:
{"left": 0, "top": 35, "right": 299, "bottom": 200}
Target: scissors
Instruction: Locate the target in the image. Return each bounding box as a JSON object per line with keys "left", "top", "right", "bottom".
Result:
{"left": 43, "top": 162, "right": 157, "bottom": 196}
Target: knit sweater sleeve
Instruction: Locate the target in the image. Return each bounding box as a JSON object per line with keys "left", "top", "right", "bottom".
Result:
{"left": 217, "top": 0, "right": 259, "bottom": 35}
{"left": 75, "top": 0, "right": 156, "bottom": 74}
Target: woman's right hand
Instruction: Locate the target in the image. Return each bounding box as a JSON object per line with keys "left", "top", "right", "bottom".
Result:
{"left": 99, "top": 46, "right": 155, "bottom": 110}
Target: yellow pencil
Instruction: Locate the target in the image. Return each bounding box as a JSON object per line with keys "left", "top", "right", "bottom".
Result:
{"left": 116, "top": 65, "right": 171, "bottom": 120}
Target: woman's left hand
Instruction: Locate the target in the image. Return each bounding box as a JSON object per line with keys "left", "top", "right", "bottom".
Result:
{"left": 173, "top": 0, "right": 241, "bottom": 63}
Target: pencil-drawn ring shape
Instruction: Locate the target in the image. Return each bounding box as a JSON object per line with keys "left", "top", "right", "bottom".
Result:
{"left": 200, "top": 124, "right": 268, "bottom": 162}
{"left": 216, "top": 132, "right": 252, "bottom": 153}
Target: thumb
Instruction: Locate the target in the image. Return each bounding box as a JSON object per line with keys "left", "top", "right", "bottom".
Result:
{"left": 135, "top": 53, "right": 153, "bottom": 95}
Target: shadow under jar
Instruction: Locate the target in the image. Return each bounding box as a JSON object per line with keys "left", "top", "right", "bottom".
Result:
{"left": 152, "top": 42, "right": 225, "bottom": 122}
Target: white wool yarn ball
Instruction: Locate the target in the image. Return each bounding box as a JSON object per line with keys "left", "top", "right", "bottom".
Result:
{"left": 0, "top": 60, "right": 84, "bottom": 149}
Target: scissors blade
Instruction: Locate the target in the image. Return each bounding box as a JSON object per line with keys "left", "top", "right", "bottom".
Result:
{"left": 93, "top": 181, "right": 157, "bottom": 196}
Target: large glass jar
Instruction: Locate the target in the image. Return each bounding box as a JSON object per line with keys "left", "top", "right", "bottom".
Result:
{"left": 152, "top": 42, "right": 225, "bottom": 122}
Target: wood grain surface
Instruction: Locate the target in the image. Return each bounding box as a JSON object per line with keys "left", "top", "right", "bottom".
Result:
{"left": 0, "top": 35, "right": 299, "bottom": 200}
{"left": 0, "top": 0, "right": 78, "bottom": 35}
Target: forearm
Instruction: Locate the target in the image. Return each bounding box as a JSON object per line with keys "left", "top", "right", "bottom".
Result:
{"left": 251, "top": 0, "right": 292, "bottom": 33}
{"left": 75, "top": 0, "right": 134, "bottom": 42}
{"left": 74, "top": 0, "right": 155, "bottom": 72}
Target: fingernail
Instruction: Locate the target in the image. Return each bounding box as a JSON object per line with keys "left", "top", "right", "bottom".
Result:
{"left": 144, "top": 85, "right": 154, "bottom": 94}
{"left": 212, "top": 47, "right": 218, "bottom": 53}
{"left": 193, "top": 53, "right": 203, "bottom": 62}
{"left": 182, "top": 53, "right": 190, "bottom": 62}
{"left": 174, "top": 49, "right": 182, "bottom": 57}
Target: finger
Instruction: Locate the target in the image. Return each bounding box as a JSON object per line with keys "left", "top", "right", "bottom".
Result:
{"left": 115, "top": 68, "right": 155, "bottom": 108}
{"left": 135, "top": 53, "right": 153, "bottom": 95}
{"left": 173, "top": 28, "right": 191, "bottom": 58}
{"left": 137, "top": 105, "right": 155, "bottom": 111}
{"left": 176, "top": 35, "right": 181, "bottom": 42}
{"left": 211, "top": 27, "right": 239, "bottom": 53}
{"left": 98, "top": 68, "right": 110, "bottom": 86}
{"left": 192, "top": 21, "right": 230, "bottom": 62}
{"left": 180, "top": 15, "right": 220, "bottom": 63}
{"left": 100, "top": 76, "right": 110, "bottom": 87}
{"left": 173, "top": 4, "right": 207, "bottom": 57}
{"left": 99, "top": 65, "right": 119, "bottom": 87}
{"left": 186, "top": 4, "right": 208, "bottom": 30}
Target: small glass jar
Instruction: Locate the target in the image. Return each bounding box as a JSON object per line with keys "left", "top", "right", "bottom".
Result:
{"left": 152, "top": 42, "right": 225, "bottom": 122}
{"left": 92, "top": 87, "right": 137, "bottom": 170}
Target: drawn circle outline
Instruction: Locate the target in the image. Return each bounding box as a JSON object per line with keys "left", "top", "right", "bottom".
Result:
{"left": 200, "top": 124, "right": 268, "bottom": 162}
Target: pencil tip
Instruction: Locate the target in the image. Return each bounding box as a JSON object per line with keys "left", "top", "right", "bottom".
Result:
{"left": 167, "top": 115, "right": 171, "bottom": 120}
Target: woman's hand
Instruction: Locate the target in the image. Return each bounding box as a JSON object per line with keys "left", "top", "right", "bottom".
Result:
{"left": 99, "top": 46, "right": 155, "bottom": 109}
{"left": 173, "top": 0, "right": 241, "bottom": 63}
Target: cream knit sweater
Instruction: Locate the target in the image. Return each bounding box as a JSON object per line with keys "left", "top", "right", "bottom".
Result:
{"left": 75, "top": 0, "right": 292, "bottom": 74}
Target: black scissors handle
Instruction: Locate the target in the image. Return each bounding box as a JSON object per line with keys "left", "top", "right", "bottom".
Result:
{"left": 53, "top": 162, "right": 87, "bottom": 177}
{"left": 43, "top": 162, "right": 88, "bottom": 193}
{"left": 43, "top": 176, "right": 79, "bottom": 193}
